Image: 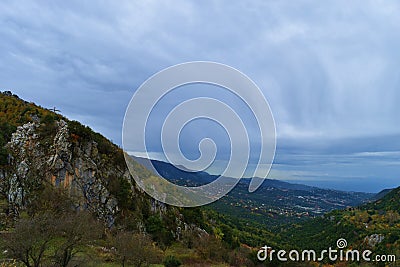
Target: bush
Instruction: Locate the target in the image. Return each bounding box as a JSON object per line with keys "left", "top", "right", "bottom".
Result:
{"left": 113, "top": 231, "right": 161, "bottom": 267}
{"left": 0, "top": 122, "right": 16, "bottom": 166}
{"left": 37, "top": 116, "right": 58, "bottom": 145}
{"left": 146, "top": 215, "right": 174, "bottom": 248}
{"left": 67, "top": 120, "right": 92, "bottom": 140}
{"left": 163, "top": 255, "right": 181, "bottom": 267}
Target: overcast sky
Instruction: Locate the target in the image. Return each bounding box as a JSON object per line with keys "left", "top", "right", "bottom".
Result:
{"left": 1, "top": 1, "right": 399, "bottom": 192}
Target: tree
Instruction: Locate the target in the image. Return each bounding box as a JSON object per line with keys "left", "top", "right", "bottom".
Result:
{"left": 27, "top": 185, "right": 73, "bottom": 217}
{"left": 220, "top": 224, "right": 240, "bottom": 249}
{"left": 4, "top": 214, "right": 56, "bottom": 267}
{"left": 51, "top": 211, "right": 103, "bottom": 267}
{"left": 3, "top": 210, "right": 103, "bottom": 267}
{"left": 113, "top": 231, "right": 161, "bottom": 267}
{"left": 145, "top": 215, "right": 174, "bottom": 249}
{"left": 195, "top": 235, "right": 227, "bottom": 261}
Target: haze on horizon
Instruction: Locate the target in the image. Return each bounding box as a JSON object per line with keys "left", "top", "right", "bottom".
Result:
{"left": 1, "top": 1, "right": 399, "bottom": 193}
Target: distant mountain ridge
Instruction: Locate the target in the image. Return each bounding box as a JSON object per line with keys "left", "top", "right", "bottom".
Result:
{"left": 132, "top": 156, "right": 375, "bottom": 227}
{"left": 133, "top": 156, "right": 371, "bottom": 193}
{"left": 369, "top": 188, "right": 394, "bottom": 201}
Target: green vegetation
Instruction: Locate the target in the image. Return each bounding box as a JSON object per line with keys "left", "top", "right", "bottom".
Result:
{"left": 162, "top": 255, "right": 181, "bottom": 267}
{"left": 282, "top": 187, "right": 400, "bottom": 265}
{"left": 0, "top": 122, "right": 16, "bottom": 166}
{"left": 1, "top": 185, "right": 102, "bottom": 267}
{"left": 363, "top": 187, "right": 400, "bottom": 212}
{"left": 112, "top": 231, "right": 162, "bottom": 267}
{"left": 0, "top": 94, "right": 57, "bottom": 126}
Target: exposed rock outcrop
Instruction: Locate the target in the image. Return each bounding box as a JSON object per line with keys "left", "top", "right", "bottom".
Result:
{"left": 5, "top": 120, "right": 119, "bottom": 225}
{"left": 364, "top": 233, "right": 385, "bottom": 247}
{"left": 0, "top": 92, "right": 186, "bottom": 239}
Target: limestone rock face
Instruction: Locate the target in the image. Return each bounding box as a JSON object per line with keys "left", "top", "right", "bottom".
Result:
{"left": 6, "top": 120, "right": 119, "bottom": 225}
{"left": 7, "top": 122, "right": 41, "bottom": 211}
{"left": 0, "top": 93, "right": 184, "bottom": 236}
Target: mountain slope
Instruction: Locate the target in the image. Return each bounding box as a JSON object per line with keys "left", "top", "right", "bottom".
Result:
{"left": 370, "top": 188, "right": 394, "bottom": 201}
{"left": 364, "top": 186, "right": 400, "bottom": 211}
{"left": 0, "top": 91, "right": 181, "bottom": 232}
{"left": 282, "top": 186, "right": 400, "bottom": 265}
{"left": 146, "top": 158, "right": 373, "bottom": 227}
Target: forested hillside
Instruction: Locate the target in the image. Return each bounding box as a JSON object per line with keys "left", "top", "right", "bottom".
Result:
{"left": 283, "top": 187, "right": 399, "bottom": 266}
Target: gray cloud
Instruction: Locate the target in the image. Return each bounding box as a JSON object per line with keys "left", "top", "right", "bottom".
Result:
{"left": 1, "top": 1, "right": 399, "bottom": 191}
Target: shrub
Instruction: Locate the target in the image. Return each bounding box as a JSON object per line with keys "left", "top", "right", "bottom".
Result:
{"left": 163, "top": 255, "right": 181, "bottom": 267}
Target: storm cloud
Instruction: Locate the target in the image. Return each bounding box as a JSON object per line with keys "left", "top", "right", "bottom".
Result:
{"left": 1, "top": 1, "right": 399, "bottom": 192}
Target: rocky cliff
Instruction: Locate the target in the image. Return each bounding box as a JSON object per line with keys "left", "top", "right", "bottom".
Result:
{"left": 6, "top": 120, "right": 120, "bottom": 225}
{"left": 0, "top": 92, "right": 169, "bottom": 229}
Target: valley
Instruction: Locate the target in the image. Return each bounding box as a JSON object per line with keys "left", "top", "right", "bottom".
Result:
{"left": 149, "top": 159, "right": 374, "bottom": 227}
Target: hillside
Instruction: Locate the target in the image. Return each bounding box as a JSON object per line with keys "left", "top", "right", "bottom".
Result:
{"left": 0, "top": 91, "right": 284, "bottom": 266}
{"left": 370, "top": 188, "right": 393, "bottom": 202}
{"left": 363, "top": 186, "right": 400, "bottom": 211}
{"left": 0, "top": 91, "right": 158, "bottom": 224}
{"left": 283, "top": 186, "right": 400, "bottom": 266}
{"left": 148, "top": 158, "right": 373, "bottom": 228}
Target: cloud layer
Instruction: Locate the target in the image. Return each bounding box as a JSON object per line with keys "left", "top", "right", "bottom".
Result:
{"left": 1, "top": 1, "right": 399, "bottom": 191}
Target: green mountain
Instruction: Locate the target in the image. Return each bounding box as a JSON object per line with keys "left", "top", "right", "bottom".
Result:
{"left": 282, "top": 186, "right": 400, "bottom": 266}
{"left": 370, "top": 188, "right": 393, "bottom": 202}
{"left": 364, "top": 186, "right": 400, "bottom": 211}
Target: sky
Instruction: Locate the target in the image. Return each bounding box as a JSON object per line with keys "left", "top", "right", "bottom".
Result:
{"left": 1, "top": 1, "right": 399, "bottom": 192}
